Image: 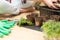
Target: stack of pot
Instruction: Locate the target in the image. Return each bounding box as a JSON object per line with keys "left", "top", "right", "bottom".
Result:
{"left": 26, "top": 13, "right": 43, "bottom": 27}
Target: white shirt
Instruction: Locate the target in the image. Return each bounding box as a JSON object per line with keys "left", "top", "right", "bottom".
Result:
{"left": 0, "top": 0, "right": 34, "bottom": 14}
{"left": 0, "top": 0, "right": 21, "bottom": 14}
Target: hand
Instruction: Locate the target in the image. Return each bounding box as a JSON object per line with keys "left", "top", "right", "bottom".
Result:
{"left": 42, "top": 0, "right": 58, "bottom": 9}
{"left": 54, "top": 0, "right": 60, "bottom": 8}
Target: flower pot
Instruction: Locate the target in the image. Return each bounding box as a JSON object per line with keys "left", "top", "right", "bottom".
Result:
{"left": 35, "top": 17, "right": 43, "bottom": 27}
{"left": 26, "top": 15, "right": 34, "bottom": 23}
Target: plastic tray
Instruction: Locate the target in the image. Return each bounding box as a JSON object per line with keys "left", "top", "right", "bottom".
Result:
{"left": 39, "top": 6, "right": 60, "bottom": 16}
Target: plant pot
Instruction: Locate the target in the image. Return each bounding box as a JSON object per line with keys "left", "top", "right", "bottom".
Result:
{"left": 26, "top": 15, "right": 34, "bottom": 23}
{"left": 35, "top": 17, "right": 43, "bottom": 27}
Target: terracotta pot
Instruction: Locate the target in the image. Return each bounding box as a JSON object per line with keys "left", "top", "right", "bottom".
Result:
{"left": 26, "top": 15, "right": 34, "bottom": 23}
{"left": 35, "top": 17, "right": 43, "bottom": 27}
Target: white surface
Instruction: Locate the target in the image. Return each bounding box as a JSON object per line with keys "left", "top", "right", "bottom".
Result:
{"left": 0, "top": 0, "right": 35, "bottom": 14}
{"left": 0, "top": 25, "right": 45, "bottom": 40}
{"left": 0, "top": 12, "right": 45, "bottom": 40}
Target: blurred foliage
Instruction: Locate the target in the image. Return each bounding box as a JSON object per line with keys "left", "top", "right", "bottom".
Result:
{"left": 18, "top": 17, "right": 33, "bottom": 26}
{"left": 41, "top": 20, "right": 60, "bottom": 38}
{"left": 35, "top": 1, "right": 41, "bottom": 10}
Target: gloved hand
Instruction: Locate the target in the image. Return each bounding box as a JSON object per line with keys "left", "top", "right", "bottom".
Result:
{"left": 0, "top": 27, "right": 11, "bottom": 37}
{"left": 0, "top": 20, "right": 15, "bottom": 37}
{"left": 42, "top": 0, "right": 58, "bottom": 9}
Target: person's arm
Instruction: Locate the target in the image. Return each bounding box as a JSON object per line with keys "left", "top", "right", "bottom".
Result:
{"left": 42, "top": 0, "right": 58, "bottom": 9}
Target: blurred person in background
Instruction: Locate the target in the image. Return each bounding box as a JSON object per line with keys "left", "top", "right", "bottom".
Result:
{"left": 0, "top": 0, "right": 35, "bottom": 15}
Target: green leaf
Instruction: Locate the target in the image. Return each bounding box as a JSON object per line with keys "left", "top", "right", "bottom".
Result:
{"left": 41, "top": 20, "right": 60, "bottom": 38}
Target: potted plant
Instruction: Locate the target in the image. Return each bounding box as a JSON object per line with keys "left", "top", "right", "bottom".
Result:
{"left": 26, "top": 13, "right": 38, "bottom": 23}
{"left": 41, "top": 20, "right": 60, "bottom": 40}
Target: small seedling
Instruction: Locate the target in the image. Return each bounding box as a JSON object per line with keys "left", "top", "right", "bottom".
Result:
{"left": 18, "top": 17, "right": 33, "bottom": 26}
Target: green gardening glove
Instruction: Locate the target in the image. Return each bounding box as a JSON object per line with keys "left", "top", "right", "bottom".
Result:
{"left": 0, "top": 20, "right": 15, "bottom": 37}
{"left": 3, "top": 21, "right": 15, "bottom": 29}
{"left": 0, "top": 27, "right": 11, "bottom": 37}
{"left": 0, "top": 27, "right": 11, "bottom": 35}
